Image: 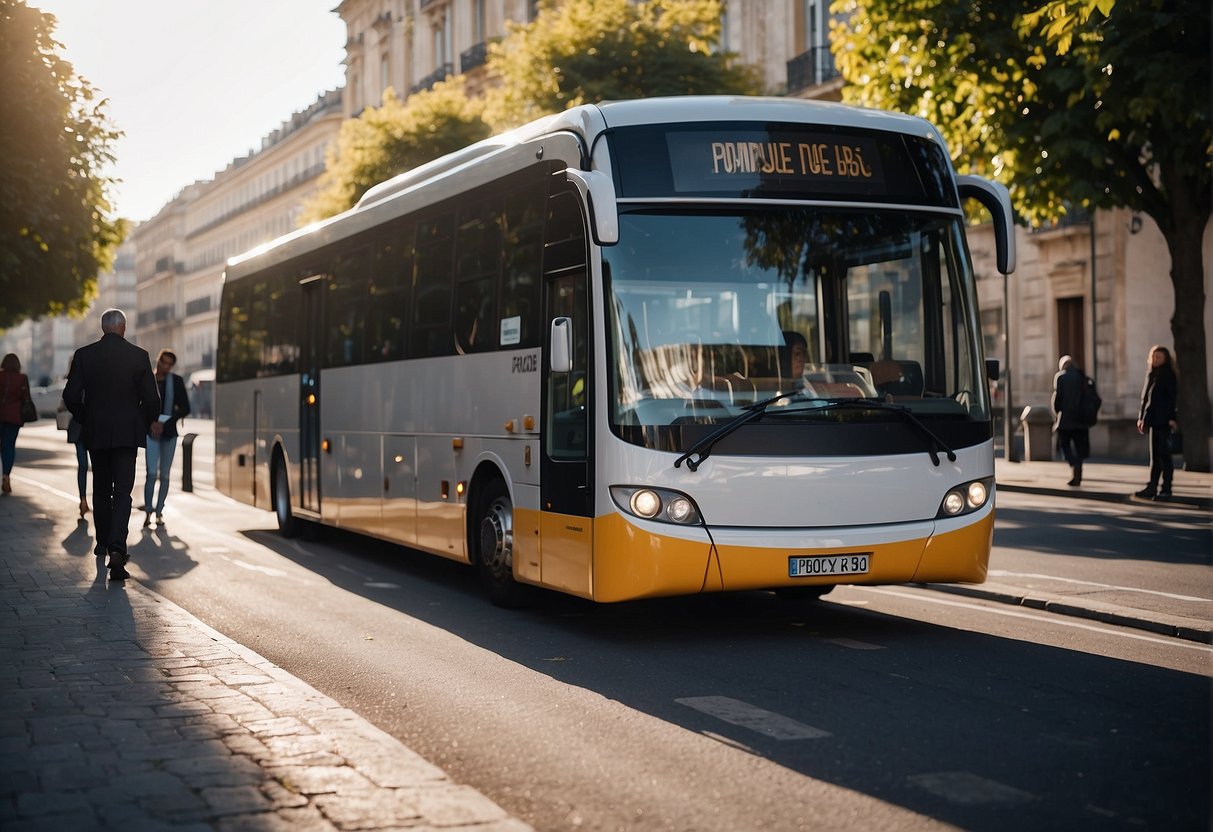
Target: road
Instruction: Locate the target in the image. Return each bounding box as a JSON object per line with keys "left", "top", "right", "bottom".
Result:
{"left": 11, "top": 422, "right": 1212, "bottom": 830}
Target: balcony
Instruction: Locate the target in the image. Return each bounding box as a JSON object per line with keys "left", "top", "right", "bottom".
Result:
{"left": 786, "top": 46, "right": 840, "bottom": 94}
{"left": 185, "top": 296, "right": 212, "bottom": 317}
{"left": 411, "top": 63, "right": 453, "bottom": 95}
{"left": 461, "top": 41, "right": 488, "bottom": 73}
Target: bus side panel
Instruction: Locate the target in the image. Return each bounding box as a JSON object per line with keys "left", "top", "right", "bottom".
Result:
{"left": 337, "top": 432, "right": 384, "bottom": 537}
{"left": 513, "top": 493, "right": 542, "bottom": 585}
{"left": 539, "top": 512, "right": 593, "bottom": 598}
{"left": 381, "top": 435, "right": 418, "bottom": 547}
{"left": 216, "top": 378, "right": 259, "bottom": 507}
{"left": 591, "top": 512, "right": 714, "bottom": 602}
{"left": 257, "top": 378, "right": 300, "bottom": 512}
{"left": 415, "top": 433, "right": 466, "bottom": 561}
{"left": 911, "top": 508, "right": 993, "bottom": 583}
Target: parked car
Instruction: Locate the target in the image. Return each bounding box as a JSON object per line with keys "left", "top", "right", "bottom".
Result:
{"left": 31, "top": 377, "right": 66, "bottom": 418}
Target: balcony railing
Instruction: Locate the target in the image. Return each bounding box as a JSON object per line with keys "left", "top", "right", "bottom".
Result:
{"left": 411, "top": 63, "right": 453, "bottom": 95}
{"left": 786, "top": 46, "right": 840, "bottom": 94}
{"left": 461, "top": 41, "right": 488, "bottom": 73}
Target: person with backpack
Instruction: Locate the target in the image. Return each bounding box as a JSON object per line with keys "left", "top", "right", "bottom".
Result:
{"left": 1135, "top": 345, "right": 1179, "bottom": 500}
{"left": 1051, "top": 355, "right": 1093, "bottom": 486}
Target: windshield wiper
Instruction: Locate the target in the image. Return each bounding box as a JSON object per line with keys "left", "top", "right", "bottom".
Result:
{"left": 672, "top": 395, "right": 957, "bottom": 471}
{"left": 808, "top": 399, "right": 958, "bottom": 466}
{"left": 674, "top": 390, "right": 809, "bottom": 471}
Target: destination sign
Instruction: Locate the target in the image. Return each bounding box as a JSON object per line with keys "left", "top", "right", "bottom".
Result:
{"left": 608, "top": 122, "right": 956, "bottom": 207}
{"left": 667, "top": 131, "right": 885, "bottom": 195}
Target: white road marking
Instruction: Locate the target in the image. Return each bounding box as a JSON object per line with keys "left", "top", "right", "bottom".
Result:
{"left": 907, "top": 771, "right": 1036, "bottom": 805}
{"left": 822, "top": 637, "right": 885, "bottom": 650}
{"left": 675, "top": 696, "right": 831, "bottom": 740}
{"left": 988, "top": 569, "right": 1212, "bottom": 604}
{"left": 229, "top": 559, "right": 289, "bottom": 577}
{"left": 860, "top": 587, "right": 1213, "bottom": 654}
{"left": 364, "top": 581, "right": 400, "bottom": 589}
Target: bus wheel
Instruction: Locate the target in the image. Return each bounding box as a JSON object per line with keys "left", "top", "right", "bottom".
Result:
{"left": 475, "top": 479, "right": 529, "bottom": 607}
{"left": 273, "top": 455, "right": 299, "bottom": 538}
{"left": 775, "top": 585, "right": 834, "bottom": 602}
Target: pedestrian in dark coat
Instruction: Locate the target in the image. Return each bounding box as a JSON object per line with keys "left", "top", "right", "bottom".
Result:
{"left": 0, "top": 353, "right": 33, "bottom": 495}
{"left": 63, "top": 309, "right": 163, "bottom": 581}
{"left": 1051, "top": 355, "right": 1090, "bottom": 486}
{"left": 1135, "top": 344, "right": 1178, "bottom": 500}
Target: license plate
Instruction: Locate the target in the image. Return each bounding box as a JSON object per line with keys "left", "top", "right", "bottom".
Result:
{"left": 788, "top": 553, "right": 871, "bottom": 577}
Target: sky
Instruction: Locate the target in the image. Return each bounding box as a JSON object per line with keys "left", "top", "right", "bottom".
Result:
{"left": 32, "top": 0, "right": 349, "bottom": 223}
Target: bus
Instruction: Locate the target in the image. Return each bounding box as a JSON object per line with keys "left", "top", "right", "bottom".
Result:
{"left": 215, "top": 96, "right": 1016, "bottom": 606}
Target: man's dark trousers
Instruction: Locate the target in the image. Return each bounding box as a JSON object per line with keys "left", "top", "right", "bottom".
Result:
{"left": 91, "top": 447, "right": 138, "bottom": 557}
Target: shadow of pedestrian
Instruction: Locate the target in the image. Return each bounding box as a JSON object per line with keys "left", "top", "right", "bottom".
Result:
{"left": 129, "top": 524, "right": 198, "bottom": 581}
{"left": 63, "top": 520, "right": 94, "bottom": 558}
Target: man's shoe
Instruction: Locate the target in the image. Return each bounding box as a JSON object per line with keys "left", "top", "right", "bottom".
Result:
{"left": 1067, "top": 477, "right": 1080, "bottom": 486}
{"left": 1134, "top": 487, "right": 1156, "bottom": 499}
{"left": 156, "top": 512, "right": 164, "bottom": 525}
{"left": 1155, "top": 490, "right": 1172, "bottom": 501}
{"left": 109, "top": 564, "right": 129, "bottom": 581}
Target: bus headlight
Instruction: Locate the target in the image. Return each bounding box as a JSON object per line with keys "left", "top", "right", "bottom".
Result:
{"left": 936, "top": 477, "right": 993, "bottom": 518}
{"left": 611, "top": 486, "right": 702, "bottom": 526}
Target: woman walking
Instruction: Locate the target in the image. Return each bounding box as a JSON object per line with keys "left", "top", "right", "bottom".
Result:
{"left": 1135, "top": 345, "right": 1179, "bottom": 500}
{"left": 0, "top": 353, "right": 34, "bottom": 495}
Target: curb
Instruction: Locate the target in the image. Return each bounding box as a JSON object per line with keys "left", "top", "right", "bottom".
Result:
{"left": 927, "top": 582, "right": 1213, "bottom": 644}
{"left": 997, "top": 482, "right": 1212, "bottom": 511}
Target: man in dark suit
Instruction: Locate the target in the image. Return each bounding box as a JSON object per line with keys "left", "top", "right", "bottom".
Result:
{"left": 64, "top": 309, "right": 163, "bottom": 581}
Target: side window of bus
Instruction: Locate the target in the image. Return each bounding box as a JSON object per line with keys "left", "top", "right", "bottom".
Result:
{"left": 454, "top": 198, "right": 502, "bottom": 354}
{"left": 501, "top": 181, "right": 545, "bottom": 348}
{"left": 218, "top": 282, "right": 252, "bottom": 382}
{"left": 412, "top": 212, "right": 456, "bottom": 358}
{"left": 263, "top": 270, "right": 299, "bottom": 376}
{"left": 367, "top": 224, "right": 413, "bottom": 362}
{"left": 325, "top": 246, "right": 369, "bottom": 368}
{"left": 246, "top": 278, "right": 271, "bottom": 379}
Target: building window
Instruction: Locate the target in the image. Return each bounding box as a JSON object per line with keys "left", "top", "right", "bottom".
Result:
{"left": 474, "top": 0, "right": 486, "bottom": 42}
{"left": 380, "top": 53, "right": 390, "bottom": 92}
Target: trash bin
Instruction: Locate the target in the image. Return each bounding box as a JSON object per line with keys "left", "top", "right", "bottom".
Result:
{"left": 1019, "top": 405, "right": 1054, "bottom": 462}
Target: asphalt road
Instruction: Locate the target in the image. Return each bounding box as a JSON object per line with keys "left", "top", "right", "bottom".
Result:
{"left": 10, "top": 422, "right": 1211, "bottom": 830}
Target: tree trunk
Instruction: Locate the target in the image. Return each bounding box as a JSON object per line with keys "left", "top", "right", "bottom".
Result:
{"left": 1163, "top": 215, "right": 1211, "bottom": 472}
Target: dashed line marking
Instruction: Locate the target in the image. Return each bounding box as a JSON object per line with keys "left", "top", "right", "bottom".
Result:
{"left": 907, "top": 771, "right": 1036, "bottom": 805}
{"left": 675, "top": 696, "right": 831, "bottom": 740}
{"left": 822, "top": 637, "right": 885, "bottom": 650}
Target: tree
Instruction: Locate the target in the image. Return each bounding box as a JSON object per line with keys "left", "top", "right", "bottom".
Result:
{"left": 831, "top": 0, "right": 1211, "bottom": 470}
{"left": 0, "top": 0, "right": 126, "bottom": 330}
{"left": 301, "top": 80, "right": 491, "bottom": 222}
{"left": 482, "top": 0, "right": 761, "bottom": 131}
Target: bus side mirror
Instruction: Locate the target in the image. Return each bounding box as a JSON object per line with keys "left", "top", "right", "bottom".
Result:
{"left": 551, "top": 317, "right": 573, "bottom": 373}
{"left": 564, "top": 169, "right": 618, "bottom": 245}
{"left": 957, "top": 175, "right": 1017, "bottom": 276}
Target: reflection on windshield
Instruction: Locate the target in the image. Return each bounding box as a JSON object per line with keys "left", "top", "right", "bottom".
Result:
{"left": 605, "top": 208, "right": 989, "bottom": 443}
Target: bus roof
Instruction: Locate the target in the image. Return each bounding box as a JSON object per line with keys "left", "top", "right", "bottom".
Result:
{"left": 225, "top": 96, "right": 949, "bottom": 275}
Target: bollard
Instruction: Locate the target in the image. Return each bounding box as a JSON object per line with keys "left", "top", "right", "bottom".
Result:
{"left": 182, "top": 432, "right": 197, "bottom": 492}
{"left": 1018, "top": 406, "right": 1054, "bottom": 462}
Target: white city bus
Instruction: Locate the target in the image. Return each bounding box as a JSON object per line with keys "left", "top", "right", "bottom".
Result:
{"left": 215, "top": 96, "right": 1015, "bottom": 605}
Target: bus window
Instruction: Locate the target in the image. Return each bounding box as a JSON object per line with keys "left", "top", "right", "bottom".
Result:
{"left": 501, "top": 181, "right": 545, "bottom": 348}
{"left": 455, "top": 198, "right": 502, "bottom": 354}
{"left": 325, "top": 246, "right": 369, "bottom": 368}
{"left": 367, "top": 225, "right": 413, "bottom": 362}
{"left": 412, "top": 212, "right": 456, "bottom": 357}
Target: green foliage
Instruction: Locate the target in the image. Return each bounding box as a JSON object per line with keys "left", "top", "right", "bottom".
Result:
{"left": 829, "top": 0, "right": 1211, "bottom": 229}
{"left": 301, "top": 80, "right": 491, "bottom": 222}
{"left": 0, "top": 0, "right": 126, "bottom": 329}
{"left": 483, "top": 0, "right": 762, "bottom": 130}
{"left": 830, "top": 0, "right": 1212, "bottom": 469}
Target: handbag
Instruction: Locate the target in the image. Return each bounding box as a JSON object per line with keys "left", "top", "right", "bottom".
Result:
{"left": 56, "top": 409, "right": 73, "bottom": 430}
{"left": 20, "top": 398, "right": 37, "bottom": 424}
{"left": 1167, "top": 430, "right": 1183, "bottom": 455}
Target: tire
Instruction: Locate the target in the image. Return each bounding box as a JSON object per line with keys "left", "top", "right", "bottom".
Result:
{"left": 273, "top": 454, "right": 300, "bottom": 538}
{"left": 474, "top": 478, "right": 529, "bottom": 607}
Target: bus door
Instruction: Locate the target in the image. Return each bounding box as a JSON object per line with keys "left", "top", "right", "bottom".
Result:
{"left": 298, "top": 274, "right": 323, "bottom": 515}
{"left": 539, "top": 187, "right": 593, "bottom": 595}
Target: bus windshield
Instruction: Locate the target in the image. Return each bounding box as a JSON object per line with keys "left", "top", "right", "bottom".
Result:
{"left": 604, "top": 208, "right": 990, "bottom": 448}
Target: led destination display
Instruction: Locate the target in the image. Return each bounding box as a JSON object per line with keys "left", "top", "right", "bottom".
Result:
{"left": 672, "top": 132, "right": 884, "bottom": 193}
{"left": 609, "top": 122, "right": 957, "bottom": 206}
